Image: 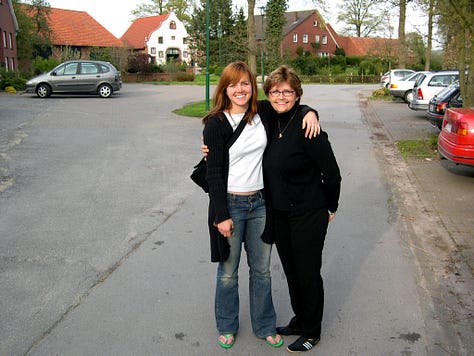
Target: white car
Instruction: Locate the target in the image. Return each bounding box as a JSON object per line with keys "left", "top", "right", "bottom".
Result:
{"left": 388, "top": 71, "right": 431, "bottom": 103}
{"left": 380, "top": 69, "right": 415, "bottom": 88}
{"left": 409, "top": 70, "right": 459, "bottom": 111}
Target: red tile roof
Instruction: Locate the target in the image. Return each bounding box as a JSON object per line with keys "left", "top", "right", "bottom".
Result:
{"left": 337, "top": 36, "right": 400, "bottom": 57}
{"left": 20, "top": 4, "right": 123, "bottom": 47}
{"left": 121, "top": 14, "right": 169, "bottom": 49}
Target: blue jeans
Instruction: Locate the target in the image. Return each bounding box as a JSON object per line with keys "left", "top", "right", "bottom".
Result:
{"left": 215, "top": 190, "right": 276, "bottom": 338}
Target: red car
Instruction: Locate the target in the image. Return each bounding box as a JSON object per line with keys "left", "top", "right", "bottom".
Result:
{"left": 438, "top": 108, "right": 474, "bottom": 167}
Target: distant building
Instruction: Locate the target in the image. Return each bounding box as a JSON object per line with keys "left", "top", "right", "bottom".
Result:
{"left": 0, "top": 0, "right": 19, "bottom": 71}
{"left": 256, "top": 10, "right": 400, "bottom": 58}
{"left": 121, "top": 11, "right": 190, "bottom": 65}
{"left": 20, "top": 4, "right": 123, "bottom": 59}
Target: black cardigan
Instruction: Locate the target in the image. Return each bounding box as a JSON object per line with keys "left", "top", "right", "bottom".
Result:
{"left": 263, "top": 105, "right": 341, "bottom": 214}
{"left": 202, "top": 102, "right": 316, "bottom": 262}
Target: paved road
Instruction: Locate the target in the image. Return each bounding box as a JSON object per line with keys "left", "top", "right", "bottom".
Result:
{"left": 0, "top": 84, "right": 472, "bottom": 355}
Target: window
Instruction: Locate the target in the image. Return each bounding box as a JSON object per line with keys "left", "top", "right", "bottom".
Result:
{"left": 313, "top": 20, "right": 318, "bottom": 26}
{"left": 169, "top": 21, "right": 176, "bottom": 30}
{"left": 99, "top": 64, "right": 110, "bottom": 73}
{"left": 8, "top": 33, "right": 12, "bottom": 49}
{"left": 183, "top": 51, "right": 188, "bottom": 58}
{"left": 292, "top": 33, "right": 298, "bottom": 43}
{"left": 3, "top": 31, "right": 6, "bottom": 48}
{"left": 303, "top": 34, "right": 308, "bottom": 44}
{"left": 315, "top": 35, "right": 320, "bottom": 43}
{"left": 62, "top": 62, "right": 78, "bottom": 75}
{"left": 150, "top": 47, "right": 156, "bottom": 54}
{"left": 171, "top": 36, "right": 176, "bottom": 41}
{"left": 80, "top": 63, "right": 99, "bottom": 74}
{"left": 183, "top": 37, "right": 187, "bottom": 44}
{"left": 159, "top": 51, "right": 164, "bottom": 58}
{"left": 158, "top": 37, "right": 163, "bottom": 44}
{"left": 322, "top": 35, "right": 328, "bottom": 44}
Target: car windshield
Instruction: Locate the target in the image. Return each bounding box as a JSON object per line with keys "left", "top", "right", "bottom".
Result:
{"left": 401, "top": 73, "right": 419, "bottom": 81}
{"left": 434, "top": 81, "right": 460, "bottom": 98}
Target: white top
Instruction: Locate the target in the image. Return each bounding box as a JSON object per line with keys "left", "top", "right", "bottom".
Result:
{"left": 225, "top": 112, "right": 267, "bottom": 193}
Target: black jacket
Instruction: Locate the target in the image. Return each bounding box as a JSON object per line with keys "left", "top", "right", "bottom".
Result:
{"left": 263, "top": 105, "right": 341, "bottom": 214}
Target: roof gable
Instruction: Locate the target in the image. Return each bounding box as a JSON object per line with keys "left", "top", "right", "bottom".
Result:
{"left": 121, "top": 14, "right": 169, "bottom": 49}
{"left": 283, "top": 10, "right": 317, "bottom": 34}
{"left": 20, "top": 4, "right": 123, "bottom": 47}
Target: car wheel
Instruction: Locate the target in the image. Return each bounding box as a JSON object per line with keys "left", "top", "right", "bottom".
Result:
{"left": 404, "top": 90, "right": 413, "bottom": 103}
{"left": 36, "top": 83, "right": 51, "bottom": 98}
{"left": 98, "top": 84, "right": 112, "bottom": 98}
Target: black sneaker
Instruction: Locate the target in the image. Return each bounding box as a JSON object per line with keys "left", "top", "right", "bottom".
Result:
{"left": 287, "top": 336, "right": 320, "bottom": 353}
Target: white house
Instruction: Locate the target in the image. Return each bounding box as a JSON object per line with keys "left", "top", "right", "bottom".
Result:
{"left": 121, "top": 11, "right": 190, "bottom": 65}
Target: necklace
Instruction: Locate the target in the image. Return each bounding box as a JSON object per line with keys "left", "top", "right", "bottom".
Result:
{"left": 277, "top": 111, "right": 297, "bottom": 138}
{"left": 227, "top": 112, "right": 238, "bottom": 127}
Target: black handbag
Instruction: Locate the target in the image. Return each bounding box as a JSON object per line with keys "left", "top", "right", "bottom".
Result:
{"left": 191, "top": 118, "right": 246, "bottom": 193}
{"left": 190, "top": 157, "right": 209, "bottom": 192}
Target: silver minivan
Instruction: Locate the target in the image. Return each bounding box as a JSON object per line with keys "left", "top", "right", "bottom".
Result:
{"left": 25, "top": 60, "right": 122, "bottom": 98}
{"left": 408, "top": 70, "right": 459, "bottom": 111}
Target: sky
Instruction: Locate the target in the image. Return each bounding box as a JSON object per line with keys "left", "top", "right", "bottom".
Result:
{"left": 46, "top": 0, "right": 426, "bottom": 39}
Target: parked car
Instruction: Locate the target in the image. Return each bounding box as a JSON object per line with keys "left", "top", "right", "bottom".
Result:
{"left": 388, "top": 71, "right": 430, "bottom": 103}
{"left": 380, "top": 69, "right": 415, "bottom": 88}
{"left": 426, "top": 82, "right": 462, "bottom": 129}
{"left": 438, "top": 108, "right": 474, "bottom": 167}
{"left": 25, "top": 60, "right": 122, "bottom": 98}
{"left": 408, "top": 70, "right": 459, "bottom": 111}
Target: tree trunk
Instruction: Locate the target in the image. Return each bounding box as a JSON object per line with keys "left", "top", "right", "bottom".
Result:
{"left": 398, "top": 0, "right": 407, "bottom": 68}
{"left": 247, "top": 0, "right": 257, "bottom": 74}
{"left": 425, "top": 0, "right": 434, "bottom": 70}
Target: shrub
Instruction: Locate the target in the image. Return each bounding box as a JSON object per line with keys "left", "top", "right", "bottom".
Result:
{"left": 372, "top": 87, "right": 389, "bottom": 98}
{"left": 31, "top": 57, "right": 61, "bottom": 75}
{"left": 0, "top": 70, "right": 27, "bottom": 90}
{"left": 5, "top": 86, "right": 16, "bottom": 93}
{"left": 177, "top": 72, "right": 194, "bottom": 82}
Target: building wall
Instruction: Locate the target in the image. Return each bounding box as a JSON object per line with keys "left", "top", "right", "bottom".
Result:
{"left": 0, "top": 0, "right": 18, "bottom": 71}
{"left": 146, "top": 12, "right": 190, "bottom": 65}
{"left": 283, "top": 13, "right": 338, "bottom": 57}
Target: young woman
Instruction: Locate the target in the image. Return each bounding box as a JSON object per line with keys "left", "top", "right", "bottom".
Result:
{"left": 202, "top": 61, "right": 319, "bottom": 349}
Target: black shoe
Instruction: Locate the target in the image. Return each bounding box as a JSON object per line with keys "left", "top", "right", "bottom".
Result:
{"left": 276, "top": 325, "right": 303, "bottom": 336}
{"left": 287, "top": 336, "right": 320, "bottom": 353}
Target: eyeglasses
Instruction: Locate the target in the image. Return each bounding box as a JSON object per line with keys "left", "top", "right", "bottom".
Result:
{"left": 269, "top": 89, "right": 295, "bottom": 97}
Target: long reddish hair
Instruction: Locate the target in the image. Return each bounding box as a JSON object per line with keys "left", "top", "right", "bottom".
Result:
{"left": 202, "top": 61, "right": 258, "bottom": 124}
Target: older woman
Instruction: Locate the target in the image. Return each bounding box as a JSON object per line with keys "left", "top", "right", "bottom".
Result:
{"left": 262, "top": 65, "right": 341, "bottom": 353}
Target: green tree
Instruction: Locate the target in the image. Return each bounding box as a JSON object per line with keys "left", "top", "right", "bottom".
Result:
{"left": 13, "top": 0, "right": 53, "bottom": 72}
{"left": 187, "top": 0, "right": 240, "bottom": 68}
{"left": 264, "top": 0, "right": 288, "bottom": 72}
{"left": 436, "top": 0, "right": 474, "bottom": 107}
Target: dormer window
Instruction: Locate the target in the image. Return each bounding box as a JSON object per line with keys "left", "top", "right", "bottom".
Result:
{"left": 170, "top": 21, "right": 176, "bottom": 30}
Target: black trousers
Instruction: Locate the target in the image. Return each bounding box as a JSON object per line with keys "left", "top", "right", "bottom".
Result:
{"left": 273, "top": 207, "right": 329, "bottom": 339}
